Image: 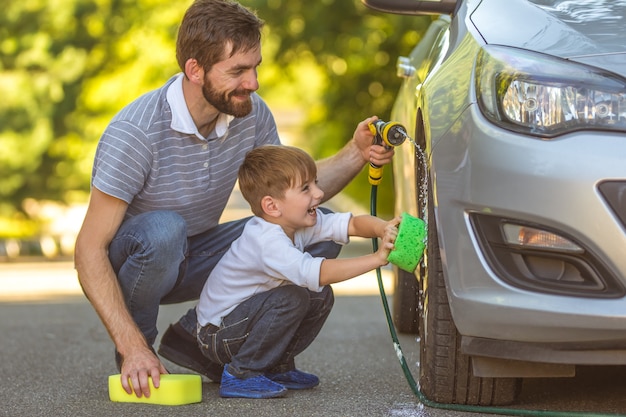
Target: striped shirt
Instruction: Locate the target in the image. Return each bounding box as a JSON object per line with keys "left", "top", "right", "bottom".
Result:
{"left": 91, "top": 73, "right": 280, "bottom": 236}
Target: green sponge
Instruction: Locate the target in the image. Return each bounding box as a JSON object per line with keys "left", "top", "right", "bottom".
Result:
{"left": 108, "top": 374, "right": 202, "bottom": 405}
{"left": 387, "top": 212, "right": 427, "bottom": 273}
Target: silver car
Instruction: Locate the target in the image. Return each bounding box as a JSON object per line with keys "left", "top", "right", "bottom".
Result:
{"left": 362, "top": 0, "right": 626, "bottom": 406}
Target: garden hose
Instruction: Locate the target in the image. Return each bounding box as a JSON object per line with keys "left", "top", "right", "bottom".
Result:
{"left": 369, "top": 183, "right": 624, "bottom": 417}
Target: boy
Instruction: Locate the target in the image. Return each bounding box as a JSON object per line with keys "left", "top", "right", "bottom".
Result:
{"left": 195, "top": 145, "right": 400, "bottom": 399}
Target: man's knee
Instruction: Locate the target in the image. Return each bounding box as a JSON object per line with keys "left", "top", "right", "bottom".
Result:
{"left": 306, "top": 240, "right": 342, "bottom": 259}
{"left": 142, "top": 211, "right": 187, "bottom": 248}
{"left": 120, "top": 211, "right": 186, "bottom": 251}
{"left": 109, "top": 210, "right": 187, "bottom": 273}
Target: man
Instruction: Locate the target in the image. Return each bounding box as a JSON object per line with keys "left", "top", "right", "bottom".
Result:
{"left": 74, "top": 0, "right": 393, "bottom": 398}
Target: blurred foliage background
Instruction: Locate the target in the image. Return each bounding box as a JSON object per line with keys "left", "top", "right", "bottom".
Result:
{"left": 0, "top": 0, "right": 429, "bottom": 248}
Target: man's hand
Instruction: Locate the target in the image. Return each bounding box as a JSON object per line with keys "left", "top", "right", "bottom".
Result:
{"left": 119, "top": 346, "right": 168, "bottom": 398}
{"left": 352, "top": 116, "right": 395, "bottom": 168}
{"left": 316, "top": 115, "right": 396, "bottom": 201}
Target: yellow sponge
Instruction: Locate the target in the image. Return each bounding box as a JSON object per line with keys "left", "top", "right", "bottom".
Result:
{"left": 108, "top": 374, "right": 202, "bottom": 405}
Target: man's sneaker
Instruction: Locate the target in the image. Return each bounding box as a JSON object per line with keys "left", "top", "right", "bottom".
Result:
{"left": 265, "top": 369, "right": 319, "bottom": 390}
{"left": 157, "top": 322, "right": 223, "bottom": 382}
{"left": 219, "top": 367, "right": 287, "bottom": 399}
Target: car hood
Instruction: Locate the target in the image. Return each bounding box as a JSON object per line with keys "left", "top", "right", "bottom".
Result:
{"left": 470, "top": 0, "right": 626, "bottom": 76}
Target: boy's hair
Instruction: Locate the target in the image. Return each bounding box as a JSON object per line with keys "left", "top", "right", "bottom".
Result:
{"left": 239, "top": 145, "right": 318, "bottom": 217}
{"left": 176, "top": 0, "right": 264, "bottom": 73}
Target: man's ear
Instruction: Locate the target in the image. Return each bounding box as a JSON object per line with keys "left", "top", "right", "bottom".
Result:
{"left": 261, "top": 196, "right": 281, "bottom": 218}
{"left": 184, "top": 58, "right": 204, "bottom": 84}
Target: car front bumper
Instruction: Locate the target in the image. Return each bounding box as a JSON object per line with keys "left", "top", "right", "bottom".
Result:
{"left": 432, "top": 103, "right": 626, "bottom": 349}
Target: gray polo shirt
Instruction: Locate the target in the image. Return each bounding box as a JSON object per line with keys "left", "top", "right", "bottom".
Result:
{"left": 92, "top": 73, "right": 280, "bottom": 236}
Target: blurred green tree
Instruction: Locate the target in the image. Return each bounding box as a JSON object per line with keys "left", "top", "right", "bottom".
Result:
{"left": 0, "top": 0, "right": 183, "bottom": 236}
{"left": 0, "top": 0, "right": 428, "bottom": 237}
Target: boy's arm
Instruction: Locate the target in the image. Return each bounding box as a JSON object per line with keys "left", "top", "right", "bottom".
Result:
{"left": 319, "top": 216, "right": 400, "bottom": 286}
{"left": 347, "top": 214, "right": 390, "bottom": 239}
{"left": 319, "top": 253, "right": 388, "bottom": 286}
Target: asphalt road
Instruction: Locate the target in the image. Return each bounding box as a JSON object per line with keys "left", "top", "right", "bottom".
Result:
{"left": 0, "top": 260, "right": 428, "bottom": 417}
{"left": 3, "top": 182, "right": 626, "bottom": 417}
{"left": 3, "top": 261, "right": 626, "bottom": 417}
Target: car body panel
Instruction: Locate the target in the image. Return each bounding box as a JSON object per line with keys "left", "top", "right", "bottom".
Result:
{"left": 383, "top": 0, "right": 626, "bottom": 369}
{"left": 471, "top": 0, "right": 626, "bottom": 60}
{"left": 391, "top": 16, "right": 452, "bottom": 217}
{"left": 574, "top": 54, "right": 626, "bottom": 79}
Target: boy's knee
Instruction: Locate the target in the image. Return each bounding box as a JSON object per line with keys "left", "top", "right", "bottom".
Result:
{"left": 314, "top": 285, "right": 335, "bottom": 315}
{"left": 320, "top": 285, "right": 334, "bottom": 306}
{"left": 271, "top": 285, "right": 311, "bottom": 313}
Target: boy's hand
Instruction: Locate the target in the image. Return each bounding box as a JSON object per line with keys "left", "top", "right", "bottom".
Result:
{"left": 375, "top": 216, "right": 401, "bottom": 264}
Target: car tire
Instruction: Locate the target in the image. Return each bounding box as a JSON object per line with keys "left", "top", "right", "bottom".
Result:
{"left": 418, "top": 184, "right": 522, "bottom": 406}
{"left": 392, "top": 265, "right": 420, "bottom": 334}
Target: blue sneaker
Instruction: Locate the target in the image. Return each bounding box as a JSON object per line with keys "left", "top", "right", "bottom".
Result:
{"left": 219, "top": 367, "right": 287, "bottom": 399}
{"left": 265, "top": 369, "right": 319, "bottom": 390}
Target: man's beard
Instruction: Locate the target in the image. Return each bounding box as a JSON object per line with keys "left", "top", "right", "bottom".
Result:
{"left": 202, "top": 78, "right": 253, "bottom": 118}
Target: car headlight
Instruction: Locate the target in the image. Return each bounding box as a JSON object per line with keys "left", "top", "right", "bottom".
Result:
{"left": 476, "top": 45, "right": 626, "bottom": 138}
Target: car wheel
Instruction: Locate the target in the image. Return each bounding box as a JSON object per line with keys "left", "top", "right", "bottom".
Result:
{"left": 418, "top": 184, "right": 522, "bottom": 406}
{"left": 392, "top": 265, "right": 420, "bottom": 334}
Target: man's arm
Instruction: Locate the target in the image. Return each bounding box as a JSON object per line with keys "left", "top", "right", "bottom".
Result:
{"left": 74, "top": 188, "right": 166, "bottom": 397}
{"left": 316, "top": 116, "right": 395, "bottom": 202}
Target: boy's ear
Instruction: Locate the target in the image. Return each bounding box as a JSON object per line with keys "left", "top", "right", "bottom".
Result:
{"left": 261, "top": 196, "right": 281, "bottom": 218}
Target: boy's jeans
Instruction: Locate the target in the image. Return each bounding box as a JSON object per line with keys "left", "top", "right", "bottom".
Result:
{"left": 197, "top": 285, "right": 334, "bottom": 378}
{"left": 107, "top": 210, "right": 340, "bottom": 346}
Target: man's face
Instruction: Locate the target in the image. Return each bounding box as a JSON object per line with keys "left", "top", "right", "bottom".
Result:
{"left": 202, "top": 46, "right": 262, "bottom": 117}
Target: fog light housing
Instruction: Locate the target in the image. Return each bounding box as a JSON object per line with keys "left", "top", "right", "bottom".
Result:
{"left": 470, "top": 213, "right": 625, "bottom": 298}
{"left": 501, "top": 224, "right": 583, "bottom": 254}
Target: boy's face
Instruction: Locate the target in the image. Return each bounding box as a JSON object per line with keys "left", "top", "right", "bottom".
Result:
{"left": 275, "top": 177, "right": 325, "bottom": 234}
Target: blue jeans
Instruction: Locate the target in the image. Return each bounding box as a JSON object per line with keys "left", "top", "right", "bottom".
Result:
{"left": 197, "top": 285, "right": 334, "bottom": 378}
{"left": 108, "top": 210, "right": 340, "bottom": 345}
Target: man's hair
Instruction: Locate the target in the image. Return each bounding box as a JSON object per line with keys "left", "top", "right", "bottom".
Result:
{"left": 239, "top": 145, "right": 318, "bottom": 217}
{"left": 176, "top": 0, "right": 264, "bottom": 72}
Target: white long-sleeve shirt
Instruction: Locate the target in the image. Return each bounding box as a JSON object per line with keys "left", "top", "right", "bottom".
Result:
{"left": 196, "top": 209, "right": 352, "bottom": 327}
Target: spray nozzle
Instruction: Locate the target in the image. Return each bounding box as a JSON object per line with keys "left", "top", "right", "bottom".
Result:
{"left": 369, "top": 120, "right": 409, "bottom": 148}
{"left": 368, "top": 120, "right": 409, "bottom": 185}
